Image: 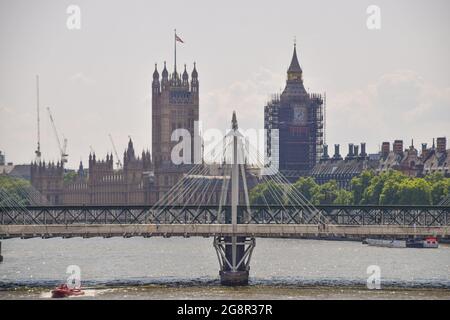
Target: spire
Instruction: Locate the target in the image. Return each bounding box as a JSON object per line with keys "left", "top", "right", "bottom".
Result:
{"left": 287, "top": 43, "right": 302, "bottom": 75}
{"left": 191, "top": 62, "right": 198, "bottom": 79}
{"left": 231, "top": 111, "right": 238, "bottom": 130}
{"left": 182, "top": 64, "right": 189, "bottom": 80}
{"left": 162, "top": 61, "right": 168, "bottom": 79}
{"left": 282, "top": 43, "right": 307, "bottom": 96}
{"left": 128, "top": 137, "right": 133, "bottom": 150}
{"left": 153, "top": 63, "right": 159, "bottom": 80}
{"left": 127, "top": 137, "right": 135, "bottom": 159}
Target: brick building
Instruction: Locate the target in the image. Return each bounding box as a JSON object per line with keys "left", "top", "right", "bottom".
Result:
{"left": 311, "top": 137, "right": 449, "bottom": 189}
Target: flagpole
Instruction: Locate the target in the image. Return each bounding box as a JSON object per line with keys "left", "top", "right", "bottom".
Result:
{"left": 174, "top": 28, "right": 177, "bottom": 73}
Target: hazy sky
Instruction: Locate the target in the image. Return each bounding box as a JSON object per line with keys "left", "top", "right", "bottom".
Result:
{"left": 0, "top": 0, "right": 449, "bottom": 168}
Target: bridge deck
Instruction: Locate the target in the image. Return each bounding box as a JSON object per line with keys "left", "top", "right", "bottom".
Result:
{"left": 1, "top": 205, "right": 448, "bottom": 226}
{"left": 1, "top": 224, "right": 448, "bottom": 239}
{"left": 1, "top": 205, "right": 448, "bottom": 239}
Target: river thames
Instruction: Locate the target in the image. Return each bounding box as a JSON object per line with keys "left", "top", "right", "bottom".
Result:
{"left": 0, "top": 238, "right": 449, "bottom": 299}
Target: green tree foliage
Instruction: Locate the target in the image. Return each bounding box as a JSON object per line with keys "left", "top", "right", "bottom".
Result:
{"left": 361, "top": 170, "right": 407, "bottom": 205}
{"left": 334, "top": 189, "right": 354, "bottom": 205}
{"left": 312, "top": 180, "right": 339, "bottom": 205}
{"left": 397, "top": 178, "right": 432, "bottom": 205}
{"left": 249, "top": 180, "right": 285, "bottom": 205}
{"left": 64, "top": 171, "right": 77, "bottom": 183}
{"left": 0, "top": 175, "right": 33, "bottom": 206}
{"left": 425, "top": 173, "right": 450, "bottom": 204}
{"left": 249, "top": 170, "right": 450, "bottom": 206}
{"left": 350, "top": 170, "right": 375, "bottom": 204}
{"left": 289, "top": 177, "right": 317, "bottom": 204}
{"left": 379, "top": 178, "right": 401, "bottom": 205}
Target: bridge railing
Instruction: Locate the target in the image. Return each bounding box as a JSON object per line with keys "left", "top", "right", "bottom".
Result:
{"left": 0, "top": 205, "right": 449, "bottom": 226}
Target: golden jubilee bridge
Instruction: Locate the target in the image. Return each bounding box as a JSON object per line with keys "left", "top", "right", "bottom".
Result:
{"left": 0, "top": 204, "right": 449, "bottom": 239}
{"left": 1, "top": 113, "right": 449, "bottom": 285}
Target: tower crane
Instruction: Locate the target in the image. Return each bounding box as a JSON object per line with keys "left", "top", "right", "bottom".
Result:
{"left": 108, "top": 134, "right": 123, "bottom": 169}
{"left": 46, "top": 107, "right": 68, "bottom": 164}
{"left": 34, "top": 75, "right": 42, "bottom": 163}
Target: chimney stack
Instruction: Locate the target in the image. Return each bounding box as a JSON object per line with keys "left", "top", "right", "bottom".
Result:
{"left": 420, "top": 143, "right": 428, "bottom": 159}
{"left": 393, "top": 140, "right": 403, "bottom": 155}
{"left": 381, "top": 142, "right": 390, "bottom": 158}
{"left": 422, "top": 143, "right": 427, "bottom": 153}
{"left": 360, "top": 143, "right": 367, "bottom": 158}
{"left": 436, "top": 137, "right": 447, "bottom": 153}
{"left": 354, "top": 145, "right": 359, "bottom": 158}
{"left": 333, "top": 144, "right": 342, "bottom": 160}
{"left": 322, "top": 144, "right": 329, "bottom": 160}
{"left": 346, "top": 143, "right": 354, "bottom": 159}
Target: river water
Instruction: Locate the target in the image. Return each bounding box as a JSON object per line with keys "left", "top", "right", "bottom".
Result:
{"left": 0, "top": 237, "right": 449, "bottom": 299}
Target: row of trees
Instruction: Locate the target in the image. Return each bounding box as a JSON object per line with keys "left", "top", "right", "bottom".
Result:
{"left": 249, "top": 171, "right": 450, "bottom": 206}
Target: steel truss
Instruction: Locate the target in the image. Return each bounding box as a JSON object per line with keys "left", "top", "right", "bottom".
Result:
{"left": 0, "top": 205, "right": 448, "bottom": 226}
{"left": 213, "top": 236, "right": 256, "bottom": 272}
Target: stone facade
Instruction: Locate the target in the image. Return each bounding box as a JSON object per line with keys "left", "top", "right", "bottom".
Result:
{"left": 30, "top": 58, "right": 199, "bottom": 205}
{"left": 30, "top": 139, "right": 155, "bottom": 205}
{"left": 379, "top": 137, "right": 449, "bottom": 177}
{"left": 30, "top": 161, "right": 64, "bottom": 204}
{"left": 151, "top": 62, "right": 199, "bottom": 201}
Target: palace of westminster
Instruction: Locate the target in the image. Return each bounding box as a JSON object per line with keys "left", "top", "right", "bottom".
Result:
{"left": 20, "top": 45, "right": 449, "bottom": 205}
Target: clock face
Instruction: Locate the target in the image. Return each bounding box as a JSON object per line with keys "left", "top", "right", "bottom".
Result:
{"left": 293, "top": 106, "right": 306, "bottom": 124}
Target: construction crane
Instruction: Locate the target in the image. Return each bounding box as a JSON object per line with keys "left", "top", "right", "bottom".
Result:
{"left": 108, "top": 134, "right": 123, "bottom": 169}
{"left": 46, "top": 107, "right": 68, "bottom": 164}
{"left": 34, "top": 75, "right": 42, "bottom": 163}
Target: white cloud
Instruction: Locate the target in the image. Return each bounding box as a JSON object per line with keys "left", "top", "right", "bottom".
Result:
{"left": 201, "top": 69, "right": 450, "bottom": 155}
{"left": 201, "top": 67, "right": 283, "bottom": 132}
{"left": 69, "top": 72, "right": 96, "bottom": 86}
{"left": 328, "top": 70, "right": 450, "bottom": 152}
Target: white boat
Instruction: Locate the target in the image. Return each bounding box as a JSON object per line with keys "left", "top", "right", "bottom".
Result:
{"left": 365, "top": 238, "right": 406, "bottom": 248}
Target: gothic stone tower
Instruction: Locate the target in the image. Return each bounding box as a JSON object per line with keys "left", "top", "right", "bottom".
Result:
{"left": 264, "top": 45, "right": 324, "bottom": 180}
{"left": 152, "top": 62, "right": 199, "bottom": 200}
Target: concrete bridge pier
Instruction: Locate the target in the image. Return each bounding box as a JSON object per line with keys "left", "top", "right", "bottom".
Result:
{"left": 0, "top": 241, "right": 3, "bottom": 262}
{"left": 214, "top": 236, "right": 255, "bottom": 286}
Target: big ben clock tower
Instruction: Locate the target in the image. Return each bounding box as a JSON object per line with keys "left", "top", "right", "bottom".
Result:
{"left": 264, "top": 44, "right": 324, "bottom": 181}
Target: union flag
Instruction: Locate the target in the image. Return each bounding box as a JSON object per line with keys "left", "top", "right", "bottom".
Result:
{"left": 175, "top": 34, "right": 184, "bottom": 43}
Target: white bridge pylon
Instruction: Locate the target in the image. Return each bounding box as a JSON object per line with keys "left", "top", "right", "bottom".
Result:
{"left": 218, "top": 111, "right": 252, "bottom": 224}
{"left": 146, "top": 111, "right": 328, "bottom": 285}
{"left": 214, "top": 111, "right": 255, "bottom": 284}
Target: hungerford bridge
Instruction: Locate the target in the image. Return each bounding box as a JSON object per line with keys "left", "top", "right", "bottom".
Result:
{"left": 1, "top": 113, "right": 449, "bottom": 285}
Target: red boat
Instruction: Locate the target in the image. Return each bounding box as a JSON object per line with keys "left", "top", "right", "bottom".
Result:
{"left": 51, "top": 284, "right": 85, "bottom": 298}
